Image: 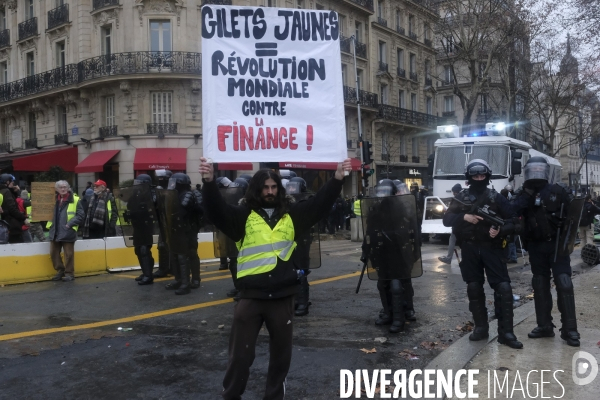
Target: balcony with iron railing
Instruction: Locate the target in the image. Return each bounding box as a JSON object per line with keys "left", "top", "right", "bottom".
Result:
{"left": 54, "top": 133, "right": 69, "bottom": 145}
{"left": 424, "top": 38, "right": 432, "bottom": 47}
{"left": 396, "top": 26, "right": 405, "bottom": 35}
{"left": 347, "top": 139, "right": 354, "bottom": 148}
{"left": 440, "top": 80, "right": 454, "bottom": 87}
{"left": 399, "top": 155, "right": 408, "bottom": 162}
{"left": 343, "top": 85, "right": 379, "bottom": 108}
{"left": 25, "top": 138, "right": 38, "bottom": 149}
{"left": 0, "top": 143, "right": 10, "bottom": 153}
{"left": 381, "top": 153, "right": 390, "bottom": 161}
{"left": 378, "top": 104, "right": 442, "bottom": 129}
{"left": 201, "top": 0, "right": 233, "bottom": 4}
{"left": 18, "top": 17, "right": 38, "bottom": 41}
{"left": 99, "top": 125, "right": 118, "bottom": 138}
{"left": 425, "top": 77, "right": 432, "bottom": 86}
{"left": 147, "top": 123, "right": 178, "bottom": 136}
{"left": 0, "top": 51, "right": 202, "bottom": 103}
{"left": 344, "top": 0, "right": 374, "bottom": 12}
{"left": 378, "top": 61, "right": 388, "bottom": 73}
{"left": 408, "top": 31, "right": 418, "bottom": 41}
{"left": 48, "top": 4, "right": 69, "bottom": 30}
{"left": 397, "top": 67, "right": 406, "bottom": 78}
{"left": 412, "top": 156, "right": 420, "bottom": 163}
{"left": 377, "top": 17, "right": 387, "bottom": 27}
{"left": 93, "top": 0, "right": 120, "bottom": 11}
{"left": 442, "top": 110, "right": 456, "bottom": 117}
{"left": 0, "top": 29, "right": 9, "bottom": 48}
{"left": 340, "top": 36, "right": 367, "bottom": 58}
{"left": 409, "top": 71, "right": 418, "bottom": 81}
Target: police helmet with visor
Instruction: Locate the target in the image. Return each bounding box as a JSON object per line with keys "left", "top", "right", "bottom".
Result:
{"left": 0, "top": 173, "right": 13, "bottom": 185}
{"left": 375, "top": 179, "right": 397, "bottom": 197}
{"left": 134, "top": 174, "right": 152, "bottom": 186}
{"left": 465, "top": 159, "right": 492, "bottom": 179}
{"left": 393, "top": 179, "right": 410, "bottom": 195}
{"left": 233, "top": 178, "right": 249, "bottom": 193}
{"left": 167, "top": 173, "right": 191, "bottom": 190}
{"left": 286, "top": 177, "right": 307, "bottom": 195}
{"left": 155, "top": 169, "right": 172, "bottom": 187}
{"left": 523, "top": 157, "right": 550, "bottom": 183}
{"left": 215, "top": 176, "right": 232, "bottom": 188}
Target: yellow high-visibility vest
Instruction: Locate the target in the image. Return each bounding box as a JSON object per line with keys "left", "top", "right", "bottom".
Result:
{"left": 236, "top": 211, "right": 297, "bottom": 279}
{"left": 46, "top": 195, "right": 80, "bottom": 231}
{"left": 353, "top": 199, "right": 361, "bottom": 216}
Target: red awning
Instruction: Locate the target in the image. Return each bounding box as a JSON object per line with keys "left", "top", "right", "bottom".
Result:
{"left": 74, "top": 150, "right": 120, "bottom": 173}
{"left": 12, "top": 147, "right": 78, "bottom": 172}
{"left": 279, "top": 158, "right": 361, "bottom": 171}
{"left": 133, "top": 148, "right": 187, "bottom": 170}
{"left": 216, "top": 162, "right": 253, "bottom": 171}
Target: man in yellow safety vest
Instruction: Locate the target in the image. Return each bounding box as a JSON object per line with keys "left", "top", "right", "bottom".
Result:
{"left": 199, "top": 157, "right": 352, "bottom": 400}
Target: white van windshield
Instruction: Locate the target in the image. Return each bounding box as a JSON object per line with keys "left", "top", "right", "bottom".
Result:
{"left": 434, "top": 145, "right": 510, "bottom": 177}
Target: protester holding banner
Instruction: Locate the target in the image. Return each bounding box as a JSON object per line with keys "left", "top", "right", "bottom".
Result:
{"left": 47, "top": 180, "right": 85, "bottom": 282}
{"left": 200, "top": 157, "right": 351, "bottom": 400}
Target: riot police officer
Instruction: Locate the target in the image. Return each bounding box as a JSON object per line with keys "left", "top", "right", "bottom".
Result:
{"left": 216, "top": 177, "right": 235, "bottom": 271}
{"left": 164, "top": 173, "right": 203, "bottom": 295}
{"left": 128, "top": 174, "right": 156, "bottom": 285}
{"left": 363, "top": 179, "right": 409, "bottom": 333}
{"left": 512, "top": 157, "right": 581, "bottom": 347}
{"left": 443, "top": 159, "right": 523, "bottom": 349}
{"left": 286, "top": 177, "right": 315, "bottom": 316}
{"left": 224, "top": 177, "right": 250, "bottom": 299}
{"left": 153, "top": 169, "right": 173, "bottom": 279}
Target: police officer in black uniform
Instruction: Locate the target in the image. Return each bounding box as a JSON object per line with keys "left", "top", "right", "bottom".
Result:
{"left": 216, "top": 177, "right": 234, "bottom": 271}
{"left": 443, "top": 159, "right": 523, "bottom": 349}
{"left": 512, "top": 157, "right": 581, "bottom": 347}
{"left": 286, "top": 177, "right": 313, "bottom": 316}
{"left": 364, "top": 179, "right": 407, "bottom": 333}
{"left": 164, "top": 173, "right": 203, "bottom": 295}
{"left": 225, "top": 177, "right": 250, "bottom": 299}
{"left": 153, "top": 169, "right": 173, "bottom": 279}
{"left": 128, "top": 174, "right": 156, "bottom": 285}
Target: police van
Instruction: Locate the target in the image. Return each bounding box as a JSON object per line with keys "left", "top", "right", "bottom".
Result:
{"left": 422, "top": 123, "right": 561, "bottom": 235}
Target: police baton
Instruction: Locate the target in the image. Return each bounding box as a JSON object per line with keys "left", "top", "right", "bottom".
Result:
{"left": 356, "top": 261, "right": 368, "bottom": 294}
{"left": 553, "top": 203, "right": 564, "bottom": 262}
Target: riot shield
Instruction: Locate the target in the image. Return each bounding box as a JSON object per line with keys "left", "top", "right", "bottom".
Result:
{"left": 155, "top": 189, "right": 189, "bottom": 255}
{"left": 558, "top": 197, "right": 585, "bottom": 256}
{"left": 290, "top": 193, "right": 321, "bottom": 269}
{"left": 116, "top": 185, "right": 159, "bottom": 247}
{"left": 213, "top": 187, "right": 246, "bottom": 258}
{"left": 361, "top": 195, "right": 423, "bottom": 280}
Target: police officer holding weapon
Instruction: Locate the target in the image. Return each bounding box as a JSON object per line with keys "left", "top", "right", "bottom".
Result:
{"left": 511, "top": 157, "right": 583, "bottom": 347}
{"left": 152, "top": 169, "right": 173, "bottom": 279}
{"left": 443, "top": 159, "right": 523, "bottom": 349}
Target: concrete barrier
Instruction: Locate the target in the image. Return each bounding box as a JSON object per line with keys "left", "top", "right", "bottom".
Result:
{"left": 0, "top": 233, "right": 216, "bottom": 285}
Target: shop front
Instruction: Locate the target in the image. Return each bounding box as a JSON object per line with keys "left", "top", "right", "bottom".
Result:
{"left": 376, "top": 164, "right": 430, "bottom": 188}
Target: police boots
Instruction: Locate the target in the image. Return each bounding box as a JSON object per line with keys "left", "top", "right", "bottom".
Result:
{"left": 190, "top": 255, "right": 201, "bottom": 289}
{"left": 555, "top": 274, "right": 580, "bottom": 347}
{"left": 219, "top": 257, "right": 229, "bottom": 271}
{"left": 467, "top": 282, "right": 489, "bottom": 341}
{"left": 175, "top": 255, "right": 191, "bottom": 295}
{"left": 389, "top": 280, "right": 405, "bottom": 333}
{"left": 375, "top": 281, "right": 392, "bottom": 326}
{"left": 495, "top": 282, "right": 523, "bottom": 349}
{"left": 153, "top": 243, "right": 171, "bottom": 278}
{"left": 165, "top": 253, "right": 182, "bottom": 290}
{"left": 401, "top": 278, "right": 416, "bottom": 321}
{"left": 528, "top": 275, "right": 555, "bottom": 338}
{"left": 295, "top": 275, "right": 310, "bottom": 316}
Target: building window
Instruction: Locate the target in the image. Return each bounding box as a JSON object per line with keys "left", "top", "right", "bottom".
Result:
{"left": 442, "top": 36, "right": 454, "bottom": 52}
{"left": 57, "top": 105, "right": 67, "bottom": 135}
{"left": 411, "top": 93, "right": 417, "bottom": 111}
{"left": 427, "top": 137, "right": 435, "bottom": 155}
{"left": 397, "top": 48, "right": 404, "bottom": 69}
{"left": 480, "top": 94, "right": 488, "bottom": 113}
{"left": 106, "top": 96, "right": 115, "bottom": 127}
{"left": 316, "top": 3, "right": 324, "bottom": 10}
{"left": 377, "top": 1, "right": 384, "bottom": 19}
{"left": 400, "top": 135, "right": 406, "bottom": 155}
{"left": 28, "top": 112, "right": 36, "bottom": 139}
{"left": 409, "top": 53, "right": 416, "bottom": 74}
{"left": 341, "top": 64, "right": 347, "bottom": 86}
{"left": 297, "top": 0, "right": 304, "bottom": 9}
{"left": 267, "top": 0, "right": 276, "bottom": 6}
{"left": 338, "top": 14, "right": 345, "bottom": 36}
{"left": 424, "top": 23, "right": 429, "bottom": 40}
{"left": 444, "top": 65, "right": 453, "bottom": 83}
{"left": 356, "top": 68, "right": 363, "bottom": 90}
{"left": 426, "top": 97, "right": 432, "bottom": 114}
{"left": 408, "top": 15, "right": 414, "bottom": 34}
{"left": 398, "top": 90, "right": 405, "bottom": 109}
{"left": 0, "top": 7, "right": 6, "bottom": 30}
{"left": 1, "top": 118, "right": 8, "bottom": 144}
{"left": 396, "top": 10, "right": 402, "bottom": 30}
{"left": 444, "top": 96, "right": 454, "bottom": 112}
{"left": 26, "top": 0, "right": 34, "bottom": 19}
{"left": 380, "top": 84, "right": 388, "bottom": 105}
{"left": 355, "top": 21, "right": 362, "bottom": 42}
{"left": 56, "top": 40, "right": 65, "bottom": 68}
{"left": 412, "top": 136, "right": 419, "bottom": 158}
{"left": 379, "top": 41, "right": 386, "bottom": 63}
{"left": 0, "top": 61, "right": 7, "bottom": 84}
{"left": 26, "top": 52, "right": 34, "bottom": 76}
{"left": 101, "top": 25, "right": 112, "bottom": 56}
{"left": 424, "top": 60, "right": 430, "bottom": 79}
{"left": 151, "top": 92, "right": 172, "bottom": 123}
{"left": 150, "top": 20, "right": 171, "bottom": 52}
{"left": 479, "top": 61, "right": 487, "bottom": 78}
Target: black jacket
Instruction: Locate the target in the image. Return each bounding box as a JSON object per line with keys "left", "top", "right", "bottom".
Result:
{"left": 202, "top": 177, "right": 344, "bottom": 299}
{"left": 0, "top": 184, "right": 26, "bottom": 235}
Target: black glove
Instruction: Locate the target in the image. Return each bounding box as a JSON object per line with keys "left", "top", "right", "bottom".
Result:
{"left": 360, "top": 252, "right": 368, "bottom": 263}
{"left": 181, "top": 191, "right": 195, "bottom": 209}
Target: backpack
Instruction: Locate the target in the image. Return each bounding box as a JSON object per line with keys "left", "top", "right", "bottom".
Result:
{"left": 0, "top": 219, "right": 9, "bottom": 244}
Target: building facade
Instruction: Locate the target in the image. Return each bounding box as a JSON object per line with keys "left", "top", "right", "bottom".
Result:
{"left": 0, "top": 0, "right": 445, "bottom": 194}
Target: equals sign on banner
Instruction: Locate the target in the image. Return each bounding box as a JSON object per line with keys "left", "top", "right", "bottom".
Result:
{"left": 255, "top": 43, "right": 277, "bottom": 57}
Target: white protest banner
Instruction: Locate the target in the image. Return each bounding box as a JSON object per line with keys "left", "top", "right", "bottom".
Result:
{"left": 201, "top": 5, "right": 347, "bottom": 163}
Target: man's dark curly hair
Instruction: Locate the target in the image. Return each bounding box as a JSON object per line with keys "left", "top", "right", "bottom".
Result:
{"left": 245, "top": 169, "right": 289, "bottom": 214}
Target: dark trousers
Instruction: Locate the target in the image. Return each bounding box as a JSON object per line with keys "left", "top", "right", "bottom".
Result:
{"left": 8, "top": 233, "right": 23, "bottom": 243}
{"left": 222, "top": 296, "right": 295, "bottom": 400}
{"left": 527, "top": 240, "right": 572, "bottom": 277}
{"left": 459, "top": 242, "right": 510, "bottom": 287}
{"left": 50, "top": 241, "right": 75, "bottom": 275}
